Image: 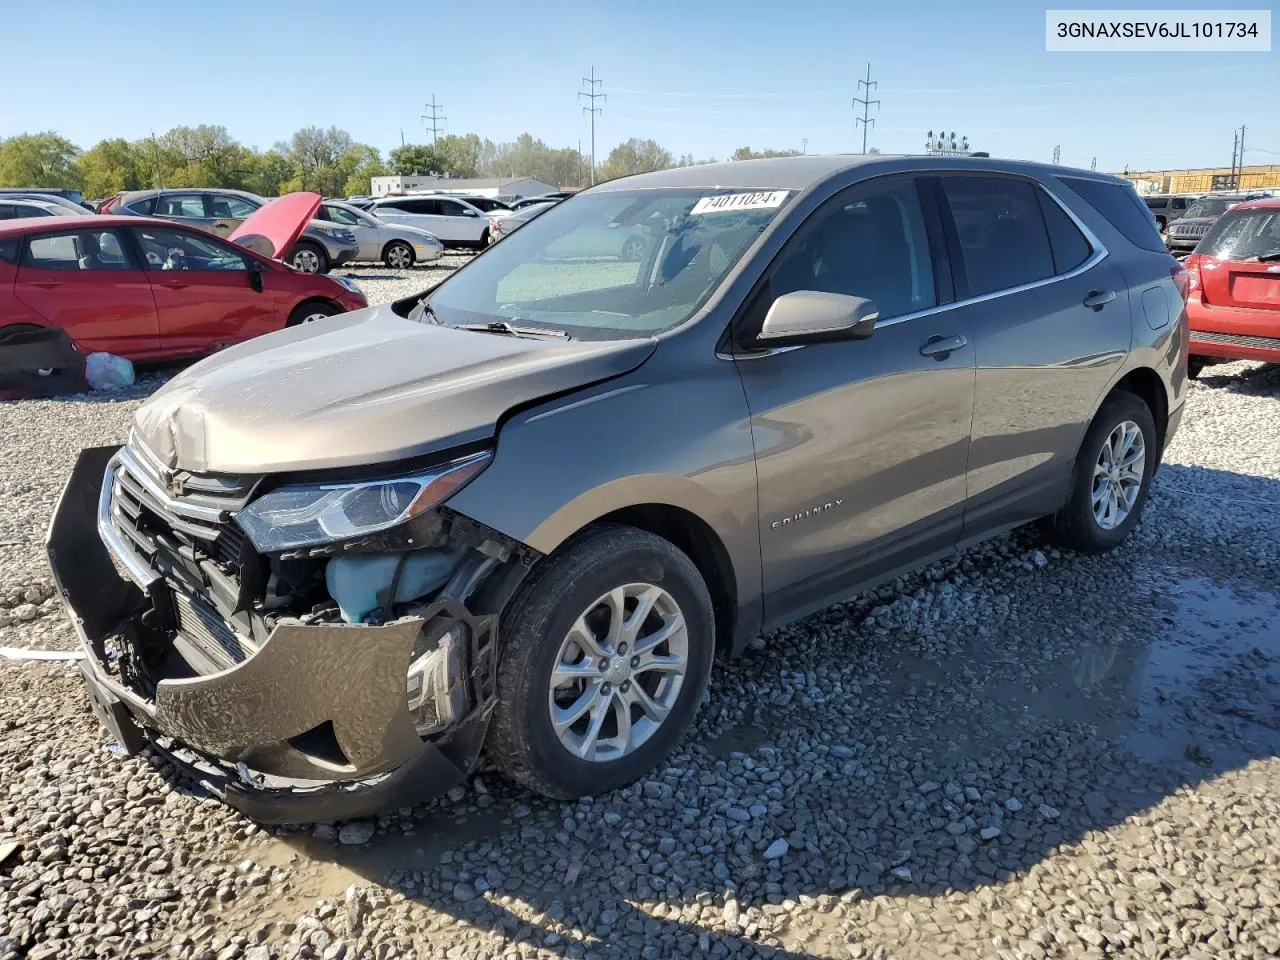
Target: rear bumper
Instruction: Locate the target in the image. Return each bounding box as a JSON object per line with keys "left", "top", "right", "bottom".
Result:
{"left": 46, "top": 446, "right": 490, "bottom": 824}
{"left": 1187, "top": 300, "right": 1280, "bottom": 362}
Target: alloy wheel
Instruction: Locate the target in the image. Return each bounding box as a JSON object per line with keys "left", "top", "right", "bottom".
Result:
{"left": 292, "top": 249, "right": 321, "bottom": 273}
{"left": 387, "top": 244, "right": 413, "bottom": 269}
{"left": 1092, "top": 420, "right": 1146, "bottom": 530}
{"left": 547, "top": 583, "right": 688, "bottom": 762}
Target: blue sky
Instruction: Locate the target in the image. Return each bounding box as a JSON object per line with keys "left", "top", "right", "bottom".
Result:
{"left": 6, "top": 0, "right": 1277, "bottom": 173}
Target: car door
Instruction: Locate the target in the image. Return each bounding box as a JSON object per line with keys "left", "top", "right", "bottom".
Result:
{"left": 152, "top": 193, "right": 216, "bottom": 234}
{"left": 931, "top": 173, "right": 1130, "bottom": 539}
{"left": 130, "top": 224, "right": 280, "bottom": 356}
{"left": 12, "top": 226, "right": 160, "bottom": 356}
{"left": 321, "top": 203, "right": 380, "bottom": 260}
{"left": 436, "top": 198, "right": 486, "bottom": 243}
{"left": 208, "top": 194, "right": 260, "bottom": 237}
{"left": 732, "top": 175, "right": 976, "bottom": 625}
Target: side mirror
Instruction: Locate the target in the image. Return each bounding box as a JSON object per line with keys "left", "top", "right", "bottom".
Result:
{"left": 247, "top": 261, "right": 264, "bottom": 293}
{"left": 756, "top": 291, "right": 878, "bottom": 346}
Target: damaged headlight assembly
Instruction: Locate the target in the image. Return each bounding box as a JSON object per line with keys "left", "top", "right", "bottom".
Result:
{"left": 234, "top": 451, "right": 491, "bottom": 553}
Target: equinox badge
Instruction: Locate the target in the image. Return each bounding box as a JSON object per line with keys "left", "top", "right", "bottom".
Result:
{"left": 770, "top": 499, "right": 844, "bottom": 530}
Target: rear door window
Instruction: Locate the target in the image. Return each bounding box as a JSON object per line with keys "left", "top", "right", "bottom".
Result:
{"left": 0, "top": 237, "right": 18, "bottom": 263}
{"left": 1060, "top": 177, "right": 1166, "bottom": 253}
{"left": 22, "top": 229, "right": 135, "bottom": 270}
{"left": 940, "top": 176, "right": 1055, "bottom": 297}
{"left": 153, "top": 194, "right": 208, "bottom": 219}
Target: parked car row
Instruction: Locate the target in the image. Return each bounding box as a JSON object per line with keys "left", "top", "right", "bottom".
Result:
{"left": 0, "top": 193, "right": 366, "bottom": 387}
{"left": 1163, "top": 192, "right": 1273, "bottom": 254}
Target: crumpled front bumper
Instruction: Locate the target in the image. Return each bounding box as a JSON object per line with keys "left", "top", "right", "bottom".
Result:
{"left": 46, "top": 446, "right": 491, "bottom": 824}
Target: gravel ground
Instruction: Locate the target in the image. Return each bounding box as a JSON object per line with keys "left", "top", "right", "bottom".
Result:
{"left": 1, "top": 274, "right": 1278, "bottom": 960}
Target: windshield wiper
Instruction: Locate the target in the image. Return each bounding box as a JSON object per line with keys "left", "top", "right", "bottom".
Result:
{"left": 407, "top": 298, "right": 439, "bottom": 324}
{"left": 456, "top": 320, "right": 570, "bottom": 340}
{"left": 1241, "top": 251, "right": 1280, "bottom": 263}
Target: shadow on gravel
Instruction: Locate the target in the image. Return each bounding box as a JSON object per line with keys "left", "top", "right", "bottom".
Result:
{"left": 239, "top": 462, "right": 1280, "bottom": 957}
{"left": 1195, "top": 360, "right": 1280, "bottom": 396}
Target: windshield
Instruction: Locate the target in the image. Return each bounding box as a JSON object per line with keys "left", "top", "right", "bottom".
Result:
{"left": 424, "top": 188, "right": 791, "bottom": 340}
{"left": 1185, "top": 197, "right": 1234, "bottom": 219}
{"left": 1197, "top": 209, "right": 1280, "bottom": 261}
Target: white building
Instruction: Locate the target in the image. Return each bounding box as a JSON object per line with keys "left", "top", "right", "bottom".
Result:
{"left": 370, "top": 175, "right": 559, "bottom": 200}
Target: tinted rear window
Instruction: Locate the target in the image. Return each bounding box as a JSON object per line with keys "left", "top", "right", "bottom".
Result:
{"left": 0, "top": 237, "right": 18, "bottom": 263}
{"left": 1036, "top": 190, "right": 1092, "bottom": 274}
{"left": 940, "top": 176, "right": 1055, "bottom": 297}
{"left": 1197, "top": 209, "right": 1280, "bottom": 261}
{"left": 1061, "top": 177, "right": 1166, "bottom": 253}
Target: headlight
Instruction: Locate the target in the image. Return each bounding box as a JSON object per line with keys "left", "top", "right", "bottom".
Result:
{"left": 334, "top": 276, "right": 362, "bottom": 294}
{"left": 234, "top": 452, "right": 491, "bottom": 552}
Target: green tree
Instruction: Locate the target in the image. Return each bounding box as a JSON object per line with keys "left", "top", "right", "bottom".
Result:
{"left": 598, "top": 138, "right": 674, "bottom": 182}
{"left": 286, "top": 126, "right": 355, "bottom": 193}
{"left": 336, "top": 144, "right": 388, "bottom": 196}
{"left": 0, "top": 132, "right": 82, "bottom": 189}
{"left": 157, "top": 125, "right": 247, "bottom": 188}
{"left": 76, "top": 138, "right": 146, "bottom": 196}
{"left": 242, "top": 149, "right": 297, "bottom": 197}
{"left": 389, "top": 143, "right": 442, "bottom": 177}
{"left": 730, "top": 146, "right": 801, "bottom": 161}
{"left": 432, "top": 134, "right": 482, "bottom": 178}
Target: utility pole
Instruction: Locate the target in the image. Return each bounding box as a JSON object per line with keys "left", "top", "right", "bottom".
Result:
{"left": 851, "top": 63, "right": 879, "bottom": 154}
{"left": 580, "top": 66, "right": 605, "bottom": 185}
{"left": 421, "top": 96, "right": 446, "bottom": 143}
{"left": 1091, "top": 157, "right": 1097, "bottom": 171}
{"left": 801, "top": 138, "right": 808, "bottom": 155}
{"left": 1237, "top": 124, "right": 1246, "bottom": 188}
{"left": 1230, "top": 129, "right": 1240, "bottom": 189}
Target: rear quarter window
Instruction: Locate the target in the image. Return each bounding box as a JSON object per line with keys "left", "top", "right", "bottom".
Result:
{"left": 1060, "top": 177, "right": 1166, "bottom": 254}
{"left": 0, "top": 237, "right": 18, "bottom": 264}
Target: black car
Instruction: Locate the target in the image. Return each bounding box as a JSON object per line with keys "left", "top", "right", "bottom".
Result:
{"left": 1165, "top": 193, "right": 1272, "bottom": 253}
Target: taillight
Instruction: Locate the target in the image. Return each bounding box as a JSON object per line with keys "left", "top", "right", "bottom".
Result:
{"left": 1173, "top": 260, "right": 1191, "bottom": 300}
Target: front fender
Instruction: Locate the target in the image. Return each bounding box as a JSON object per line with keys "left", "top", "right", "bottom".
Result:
{"left": 447, "top": 357, "right": 762, "bottom": 621}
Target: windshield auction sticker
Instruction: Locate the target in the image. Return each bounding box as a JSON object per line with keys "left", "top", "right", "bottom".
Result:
{"left": 691, "top": 191, "right": 790, "bottom": 215}
{"left": 1046, "top": 9, "right": 1270, "bottom": 50}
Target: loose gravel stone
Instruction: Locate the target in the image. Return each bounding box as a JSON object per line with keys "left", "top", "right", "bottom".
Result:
{"left": 0, "top": 290, "right": 1277, "bottom": 960}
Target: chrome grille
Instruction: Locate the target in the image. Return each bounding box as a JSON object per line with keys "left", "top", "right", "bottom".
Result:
{"left": 1171, "top": 222, "right": 1210, "bottom": 238}
{"left": 1193, "top": 330, "right": 1280, "bottom": 350}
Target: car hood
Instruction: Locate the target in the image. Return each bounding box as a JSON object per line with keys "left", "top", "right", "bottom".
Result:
{"left": 1171, "top": 216, "right": 1218, "bottom": 230}
{"left": 230, "top": 192, "right": 321, "bottom": 259}
{"left": 131, "top": 305, "right": 656, "bottom": 475}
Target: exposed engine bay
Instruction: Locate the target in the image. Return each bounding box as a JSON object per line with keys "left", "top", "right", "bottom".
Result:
{"left": 48, "top": 442, "right": 538, "bottom": 822}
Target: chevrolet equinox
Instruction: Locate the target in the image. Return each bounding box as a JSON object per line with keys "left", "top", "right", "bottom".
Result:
{"left": 49, "top": 155, "right": 1189, "bottom": 822}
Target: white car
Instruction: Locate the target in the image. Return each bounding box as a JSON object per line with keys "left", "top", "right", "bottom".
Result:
{"left": 367, "top": 195, "right": 491, "bottom": 249}
{"left": 317, "top": 200, "right": 444, "bottom": 268}
{"left": 0, "top": 197, "right": 81, "bottom": 220}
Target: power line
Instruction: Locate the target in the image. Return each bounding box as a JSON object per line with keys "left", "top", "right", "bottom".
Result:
{"left": 852, "top": 63, "right": 879, "bottom": 154}
{"left": 421, "top": 96, "right": 446, "bottom": 144}
{"left": 580, "top": 66, "right": 605, "bottom": 186}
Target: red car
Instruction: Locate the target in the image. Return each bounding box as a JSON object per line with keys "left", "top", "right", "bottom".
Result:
{"left": 0, "top": 192, "right": 366, "bottom": 380}
{"left": 1184, "top": 196, "right": 1280, "bottom": 378}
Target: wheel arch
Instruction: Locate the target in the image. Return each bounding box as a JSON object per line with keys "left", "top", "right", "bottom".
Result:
{"left": 1109, "top": 365, "right": 1169, "bottom": 451}
{"left": 286, "top": 296, "right": 344, "bottom": 327}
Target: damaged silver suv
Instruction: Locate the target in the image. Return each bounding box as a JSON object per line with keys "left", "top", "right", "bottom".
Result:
{"left": 49, "top": 156, "right": 1188, "bottom": 822}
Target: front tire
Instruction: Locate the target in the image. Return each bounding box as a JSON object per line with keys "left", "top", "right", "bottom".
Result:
{"left": 1187, "top": 356, "right": 1205, "bottom": 380}
{"left": 488, "top": 526, "right": 715, "bottom": 800}
{"left": 384, "top": 241, "right": 414, "bottom": 269}
{"left": 289, "top": 241, "right": 327, "bottom": 275}
{"left": 1046, "top": 391, "right": 1158, "bottom": 554}
{"left": 286, "top": 300, "right": 341, "bottom": 326}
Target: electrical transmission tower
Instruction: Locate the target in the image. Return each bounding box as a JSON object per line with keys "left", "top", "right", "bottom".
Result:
{"left": 852, "top": 63, "right": 879, "bottom": 154}
{"left": 1052, "top": 144, "right": 1061, "bottom": 164}
{"left": 421, "top": 96, "right": 446, "bottom": 143}
{"left": 580, "top": 66, "right": 605, "bottom": 185}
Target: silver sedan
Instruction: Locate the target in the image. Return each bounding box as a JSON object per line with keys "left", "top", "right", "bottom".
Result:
{"left": 318, "top": 200, "right": 444, "bottom": 268}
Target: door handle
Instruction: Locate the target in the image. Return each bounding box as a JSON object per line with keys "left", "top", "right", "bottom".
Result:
{"left": 1083, "top": 289, "right": 1115, "bottom": 310}
{"left": 920, "top": 334, "right": 968, "bottom": 359}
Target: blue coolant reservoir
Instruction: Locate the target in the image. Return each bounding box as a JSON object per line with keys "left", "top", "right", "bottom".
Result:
{"left": 326, "top": 551, "right": 458, "bottom": 623}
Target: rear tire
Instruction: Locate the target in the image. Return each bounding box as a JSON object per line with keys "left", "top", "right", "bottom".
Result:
{"left": 488, "top": 525, "right": 715, "bottom": 800}
{"left": 1045, "top": 391, "right": 1158, "bottom": 554}
{"left": 478, "top": 228, "right": 490, "bottom": 248}
{"left": 1187, "top": 357, "right": 1205, "bottom": 380}
{"left": 286, "top": 301, "right": 341, "bottom": 326}
{"left": 383, "top": 241, "right": 414, "bottom": 269}
{"left": 289, "top": 241, "right": 327, "bottom": 275}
